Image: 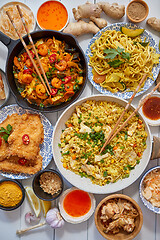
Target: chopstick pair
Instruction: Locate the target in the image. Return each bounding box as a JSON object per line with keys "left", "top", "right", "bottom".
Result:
{"left": 6, "top": 5, "right": 52, "bottom": 95}
{"left": 99, "top": 73, "right": 148, "bottom": 154}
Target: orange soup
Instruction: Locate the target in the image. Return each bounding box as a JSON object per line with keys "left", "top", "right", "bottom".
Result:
{"left": 37, "top": 1, "right": 68, "bottom": 31}
{"left": 63, "top": 189, "right": 91, "bottom": 217}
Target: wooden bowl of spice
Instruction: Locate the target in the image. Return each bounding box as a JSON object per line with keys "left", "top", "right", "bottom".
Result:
{"left": 126, "top": 0, "right": 149, "bottom": 23}
{"left": 32, "top": 169, "right": 64, "bottom": 201}
{"left": 0, "top": 178, "right": 25, "bottom": 211}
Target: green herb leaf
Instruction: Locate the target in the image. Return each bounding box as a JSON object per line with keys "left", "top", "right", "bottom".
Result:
{"left": 139, "top": 42, "right": 149, "bottom": 47}
{"left": 104, "top": 48, "right": 119, "bottom": 59}
{"left": 121, "top": 51, "right": 130, "bottom": 60}
{"left": 108, "top": 59, "right": 124, "bottom": 68}
{"left": 103, "top": 171, "right": 108, "bottom": 177}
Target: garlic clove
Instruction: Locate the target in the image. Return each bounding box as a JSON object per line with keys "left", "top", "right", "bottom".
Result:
{"left": 25, "top": 212, "right": 40, "bottom": 224}
{"left": 46, "top": 208, "right": 65, "bottom": 228}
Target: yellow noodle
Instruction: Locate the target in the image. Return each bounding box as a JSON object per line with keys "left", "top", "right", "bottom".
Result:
{"left": 89, "top": 30, "right": 160, "bottom": 93}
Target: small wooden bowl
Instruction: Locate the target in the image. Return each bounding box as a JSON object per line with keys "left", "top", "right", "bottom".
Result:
{"left": 95, "top": 194, "right": 143, "bottom": 240}
{"left": 126, "top": 0, "right": 149, "bottom": 23}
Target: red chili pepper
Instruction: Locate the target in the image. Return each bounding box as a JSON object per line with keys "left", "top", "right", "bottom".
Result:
{"left": 22, "top": 134, "right": 30, "bottom": 145}
{"left": 51, "top": 88, "right": 58, "bottom": 96}
{"left": 64, "top": 76, "right": 71, "bottom": 84}
{"left": 49, "top": 54, "right": 57, "bottom": 64}
{"left": 23, "top": 69, "right": 33, "bottom": 74}
{"left": 0, "top": 137, "right": 2, "bottom": 147}
{"left": 28, "top": 50, "right": 35, "bottom": 59}
{"left": 18, "top": 158, "right": 27, "bottom": 166}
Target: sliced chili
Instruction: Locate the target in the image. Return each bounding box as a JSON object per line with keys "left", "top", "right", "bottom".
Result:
{"left": 51, "top": 88, "right": 58, "bottom": 96}
{"left": 49, "top": 54, "right": 57, "bottom": 64}
{"left": 0, "top": 137, "right": 2, "bottom": 147}
{"left": 23, "top": 69, "right": 33, "bottom": 75}
{"left": 22, "top": 134, "right": 30, "bottom": 145}
{"left": 64, "top": 76, "right": 71, "bottom": 84}
{"left": 18, "top": 158, "right": 27, "bottom": 165}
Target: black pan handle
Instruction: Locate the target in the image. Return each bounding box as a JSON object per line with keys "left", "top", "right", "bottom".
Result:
{"left": 0, "top": 31, "right": 17, "bottom": 54}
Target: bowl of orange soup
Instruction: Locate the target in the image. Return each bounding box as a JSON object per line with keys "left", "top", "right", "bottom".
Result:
{"left": 37, "top": 0, "right": 69, "bottom": 31}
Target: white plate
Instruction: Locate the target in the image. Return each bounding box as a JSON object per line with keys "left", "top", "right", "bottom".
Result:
{"left": 0, "top": 104, "right": 53, "bottom": 179}
{"left": 52, "top": 95, "right": 152, "bottom": 194}
{"left": 0, "top": 69, "right": 10, "bottom": 109}
{"left": 139, "top": 92, "right": 160, "bottom": 126}
{"left": 85, "top": 22, "right": 160, "bottom": 99}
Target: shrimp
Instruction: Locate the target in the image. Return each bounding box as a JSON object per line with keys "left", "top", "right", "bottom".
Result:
{"left": 21, "top": 74, "right": 33, "bottom": 84}
{"left": 13, "top": 57, "right": 22, "bottom": 69}
{"left": 55, "top": 60, "right": 67, "bottom": 71}
{"left": 40, "top": 62, "right": 49, "bottom": 73}
{"left": 25, "top": 59, "right": 33, "bottom": 68}
{"left": 35, "top": 84, "right": 46, "bottom": 96}
{"left": 37, "top": 43, "right": 49, "bottom": 56}
{"left": 51, "top": 77, "right": 62, "bottom": 88}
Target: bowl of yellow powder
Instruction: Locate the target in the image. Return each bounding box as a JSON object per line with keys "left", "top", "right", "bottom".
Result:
{"left": 0, "top": 179, "right": 25, "bottom": 211}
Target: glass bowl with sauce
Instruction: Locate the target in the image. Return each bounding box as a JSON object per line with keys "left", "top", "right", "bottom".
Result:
{"left": 37, "top": 0, "right": 69, "bottom": 31}
{"left": 58, "top": 187, "right": 96, "bottom": 224}
{"left": 139, "top": 93, "right": 160, "bottom": 126}
{"left": 126, "top": 0, "right": 149, "bottom": 23}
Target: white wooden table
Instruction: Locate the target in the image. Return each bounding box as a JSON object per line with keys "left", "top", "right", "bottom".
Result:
{"left": 0, "top": 0, "right": 160, "bottom": 239}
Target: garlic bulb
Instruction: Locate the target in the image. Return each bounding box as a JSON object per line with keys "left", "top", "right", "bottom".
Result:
{"left": 46, "top": 208, "right": 65, "bottom": 228}
{"left": 25, "top": 212, "right": 40, "bottom": 224}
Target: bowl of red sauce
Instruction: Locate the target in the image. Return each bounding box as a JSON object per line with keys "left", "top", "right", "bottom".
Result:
{"left": 37, "top": 0, "right": 69, "bottom": 31}
{"left": 139, "top": 93, "right": 160, "bottom": 126}
{"left": 58, "top": 187, "right": 96, "bottom": 224}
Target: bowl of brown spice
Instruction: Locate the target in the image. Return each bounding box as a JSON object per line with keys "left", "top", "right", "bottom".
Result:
{"left": 126, "top": 0, "right": 149, "bottom": 23}
{"left": 32, "top": 169, "right": 64, "bottom": 201}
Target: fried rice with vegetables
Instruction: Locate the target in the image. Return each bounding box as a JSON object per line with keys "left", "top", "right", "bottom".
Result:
{"left": 59, "top": 100, "right": 147, "bottom": 186}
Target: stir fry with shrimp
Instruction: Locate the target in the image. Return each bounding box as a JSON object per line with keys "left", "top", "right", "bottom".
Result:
{"left": 13, "top": 37, "right": 84, "bottom": 107}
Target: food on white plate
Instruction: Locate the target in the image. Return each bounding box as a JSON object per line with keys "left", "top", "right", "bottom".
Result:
{"left": 58, "top": 187, "right": 96, "bottom": 224}
{"left": 89, "top": 29, "right": 160, "bottom": 93}
{"left": 0, "top": 3, "right": 35, "bottom": 40}
{"left": 100, "top": 198, "right": 139, "bottom": 234}
{"left": 147, "top": 17, "right": 160, "bottom": 32}
{"left": 13, "top": 37, "right": 84, "bottom": 108}
{"left": 0, "top": 73, "right": 6, "bottom": 100}
{"left": 59, "top": 100, "right": 147, "bottom": 186}
{"left": 0, "top": 113, "right": 44, "bottom": 175}
{"left": 39, "top": 171, "right": 62, "bottom": 196}
{"left": 142, "top": 168, "right": 160, "bottom": 208}
{"left": 120, "top": 26, "right": 144, "bottom": 37}
{"left": 63, "top": 20, "right": 100, "bottom": 37}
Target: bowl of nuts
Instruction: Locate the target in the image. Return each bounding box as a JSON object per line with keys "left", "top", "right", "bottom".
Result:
{"left": 32, "top": 169, "right": 64, "bottom": 201}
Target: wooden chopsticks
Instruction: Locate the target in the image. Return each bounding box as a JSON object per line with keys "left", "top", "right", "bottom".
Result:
{"left": 6, "top": 7, "right": 51, "bottom": 95}
{"left": 99, "top": 73, "right": 147, "bottom": 154}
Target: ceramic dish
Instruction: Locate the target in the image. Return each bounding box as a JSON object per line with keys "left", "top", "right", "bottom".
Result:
{"left": 95, "top": 194, "right": 143, "bottom": 240}
{"left": 126, "top": 0, "right": 149, "bottom": 23}
{"left": 37, "top": 0, "right": 69, "bottom": 31}
{"left": 59, "top": 187, "right": 96, "bottom": 224}
{"left": 0, "top": 69, "right": 10, "bottom": 109}
{"left": 0, "top": 104, "right": 53, "bottom": 179}
{"left": 139, "top": 92, "right": 160, "bottom": 126}
{"left": 0, "top": 178, "right": 25, "bottom": 211}
{"left": 0, "top": 1, "right": 36, "bottom": 40}
{"left": 52, "top": 95, "right": 152, "bottom": 194}
{"left": 139, "top": 165, "right": 160, "bottom": 214}
{"left": 85, "top": 22, "right": 160, "bottom": 100}
{"left": 32, "top": 169, "right": 64, "bottom": 201}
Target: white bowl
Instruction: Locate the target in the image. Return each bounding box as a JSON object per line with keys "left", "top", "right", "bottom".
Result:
{"left": 52, "top": 95, "right": 152, "bottom": 194}
{"left": 139, "top": 92, "right": 160, "bottom": 126}
{"left": 139, "top": 165, "right": 160, "bottom": 214}
{"left": 58, "top": 187, "right": 96, "bottom": 224}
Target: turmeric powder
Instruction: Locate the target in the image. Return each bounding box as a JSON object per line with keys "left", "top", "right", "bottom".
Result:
{"left": 0, "top": 181, "right": 22, "bottom": 207}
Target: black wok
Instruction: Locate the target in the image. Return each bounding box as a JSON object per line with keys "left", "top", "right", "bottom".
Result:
{"left": 0, "top": 30, "right": 87, "bottom": 112}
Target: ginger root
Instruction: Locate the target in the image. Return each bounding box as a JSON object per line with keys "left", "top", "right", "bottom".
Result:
{"left": 90, "top": 16, "right": 107, "bottom": 29}
{"left": 98, "top": 2, "right": 125, "bottom": 19}
{"left": 63, "top": 20, "right": 100, "bottom": 37}
{"left": 73, "top": 2, "right": 102, "bottom": 21}
{"left": 147, "top": 17, "right": 160, "bottom": 32}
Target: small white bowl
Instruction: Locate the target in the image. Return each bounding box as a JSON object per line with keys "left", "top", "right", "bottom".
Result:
{"left": 139, "top": 92, "right": 160, "bottom": 126}
{"left": 0, "top": 69, "right": 10, "bottom": 109}
{"left": 36, "top": 0, "right": 69, "bottom": 31}
{"left": 58, "top": 187, "right": 96, "bottom": 224}
{"left": 139, "top": 166, "right": 160, "bottom": 214}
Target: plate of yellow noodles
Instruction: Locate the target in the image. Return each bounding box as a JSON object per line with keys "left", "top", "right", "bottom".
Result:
{"left": 85, "top": 23, "right": 160, "bottom": 99}
{"left": 52, "top": 95, "right": 152, "bottom": 194}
